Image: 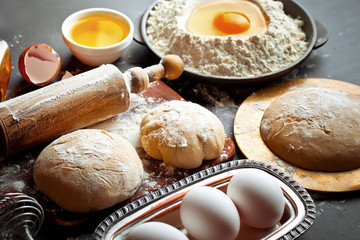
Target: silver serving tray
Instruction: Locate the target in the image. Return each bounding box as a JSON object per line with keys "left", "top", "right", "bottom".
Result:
{"left": 93, "top": 159, "right": 316, "bottom": 240}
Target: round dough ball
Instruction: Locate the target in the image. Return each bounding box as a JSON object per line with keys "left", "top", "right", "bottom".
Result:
{"left": 140, "top": 100, "right": 225, "bottom": 169}
{"left": 33, "top": 129, "right": 143, "bottom": 213}
{"left": 260, "top": 87, "right": 360, "bottom": 172}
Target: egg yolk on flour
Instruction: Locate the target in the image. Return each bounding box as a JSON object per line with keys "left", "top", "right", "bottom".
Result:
{"left": 185, "top": 0, "right": 268, "bottom": 39}
{"left": 70, "top": 15, "right": 130, "bottom": 47}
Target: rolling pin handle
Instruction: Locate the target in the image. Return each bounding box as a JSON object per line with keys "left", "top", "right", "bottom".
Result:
{"left": 158, "top": 54, "right": 184, "bottom": 80}
{"left": 124, "top": 55, "right": 184, "bottom": 93}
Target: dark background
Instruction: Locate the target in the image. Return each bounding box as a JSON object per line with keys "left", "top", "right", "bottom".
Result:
{"left": 1, "top": 0, "right": 360, "bottom": 239}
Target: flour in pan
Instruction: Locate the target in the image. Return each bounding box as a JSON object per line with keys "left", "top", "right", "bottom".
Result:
{"left": 146, "top": 0, "right": 307, "bottom": 77}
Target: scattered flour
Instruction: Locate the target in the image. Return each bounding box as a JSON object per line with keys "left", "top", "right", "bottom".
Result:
{"left": 8, "top": 34, "right": 23, "bottom": 48}
{"left": 146, "top": 0, "right": 308, "bottom": 77}
{"left": 88, "top": 94, "right": 165, "bottom": 148}
{"left": 254, "top": 101, "right": 265, "bottom": 111}
{"left": 13, "top": 181, "right": 26, "bottom": 192}
{"left": 315, "top": 200, "right": 346, "bottom": 216}
{"left": 0, "top": 153, "right": 35, "bottom": 194}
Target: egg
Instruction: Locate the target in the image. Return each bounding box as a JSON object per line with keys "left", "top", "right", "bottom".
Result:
{"left": 126, "top": 221, "right": 188, "bottom": 240}
{"left": 227, "top": 168, "right": 285, "bottom": 229}
{"left": 180, "top": 186, "right": 240, "bottom": 240}
{"left": 70, "top": 14, "right": 130, "bottom": 48}
{"left": 213, "top": 12, "right": 251, "bottom": 34}
{"left": 18, "top": 44, "right": 61, "bottom": 86}
{"left": 185, "top": 0, "right": 268, "bottom": 39}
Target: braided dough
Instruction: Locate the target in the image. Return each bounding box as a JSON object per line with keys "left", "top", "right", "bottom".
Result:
{"left": 33, "top": 129, "right": 143, "bottom": 212}
{"left": 140, "top": 100, "right": 225, "bottom": 169}
{"left": 260, "top": 87, "right": 360, "bottom": 172}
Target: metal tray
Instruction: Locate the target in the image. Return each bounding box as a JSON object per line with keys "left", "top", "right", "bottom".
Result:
{"left": 138, "top": 0, "right": 328, "bottom": 85}
{"left": 94, "top": 159, "right": 316, "bottom": 240}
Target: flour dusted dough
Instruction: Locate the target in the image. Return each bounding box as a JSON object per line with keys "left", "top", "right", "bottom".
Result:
{"left": 140, "top": 100, "right": 225, "bottom": 169}
{"left": 33, "top": 129, "right": 143, "bottom": 213}
{"left": 260, "top": 88, "right": 360, "bottom": 172}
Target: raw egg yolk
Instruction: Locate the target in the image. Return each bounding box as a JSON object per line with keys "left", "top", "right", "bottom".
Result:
{"left": 185, "top": 0, "right": 268, "bottom": 39}
{"left": 70, "top": 15, "right": 130, "bottom": 47}
{"left": 213, "top": 12, "right": 250, "bottom": 34}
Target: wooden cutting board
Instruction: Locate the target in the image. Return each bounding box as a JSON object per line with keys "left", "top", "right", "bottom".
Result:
{"left": 0, "top": 80, "right": 235, "bottom": 230}
{"left": 234, "top": 78, "right": 360, "bottom": 192}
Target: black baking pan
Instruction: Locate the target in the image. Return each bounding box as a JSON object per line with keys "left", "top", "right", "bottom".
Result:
{"left": 135, "top": 0, "right": 328, "bottom": 85}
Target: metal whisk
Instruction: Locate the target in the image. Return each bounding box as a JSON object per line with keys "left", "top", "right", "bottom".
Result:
{"left": 0, "top": 193, "right": 44, "bottom": 240}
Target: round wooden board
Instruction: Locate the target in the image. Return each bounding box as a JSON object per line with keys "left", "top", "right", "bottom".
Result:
{"left": 234, "top": 78, "right": 360, "bottom": 192}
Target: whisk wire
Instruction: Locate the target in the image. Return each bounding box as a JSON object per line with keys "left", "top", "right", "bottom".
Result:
{"left": 0, "top": 193, "right": 44, "bottom": 240}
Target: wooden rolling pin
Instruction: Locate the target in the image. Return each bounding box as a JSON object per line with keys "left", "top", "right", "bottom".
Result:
{"left": 0, "top": 55, "right": 184, "bottom": 156}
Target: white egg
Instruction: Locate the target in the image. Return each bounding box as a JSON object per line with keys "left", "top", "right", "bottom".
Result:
{"left": 180, "top": 186, "right": 240, "bottom": 240}
{"left": 126, "top": 221, "right": 189, "bottom": 240}
{"left": 227, "top": 168, "right": 285, "bottom": 228}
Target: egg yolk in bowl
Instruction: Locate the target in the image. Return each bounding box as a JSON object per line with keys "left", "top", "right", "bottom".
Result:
{"left": 185, "top": 0, "right": 268, "bottom": 39}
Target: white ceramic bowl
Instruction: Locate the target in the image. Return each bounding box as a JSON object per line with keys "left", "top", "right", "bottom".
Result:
{"left": 62, "top": 8, "right": 134, "bottom": 66}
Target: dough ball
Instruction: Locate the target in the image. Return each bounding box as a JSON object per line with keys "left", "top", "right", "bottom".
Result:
{"left": 140, "top": 100, "right": 225, "bottom": 169}
{"left": 260, "top": 87, "right": 360, "bottom": 172}
{"left": 33, "top": 129, "right": 143, "bottom": 213}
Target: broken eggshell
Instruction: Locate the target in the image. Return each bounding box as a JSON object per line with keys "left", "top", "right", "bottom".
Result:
{"left": 18, "top": 43, "right": 61, "bottom": 86}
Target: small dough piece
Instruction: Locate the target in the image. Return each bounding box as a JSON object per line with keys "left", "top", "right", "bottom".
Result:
{"left": 260, "top": 87, "right": 360, "bottom": 172}
{"left": 33, "top": 129, "right": 143, "bottom": 213}
{"left": 140, "top": 100, "right": 225, "bottom": 169}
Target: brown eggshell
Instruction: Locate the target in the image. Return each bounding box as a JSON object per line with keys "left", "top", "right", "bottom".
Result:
{"left": 18, "top": 43, "right": 61, "bottom": 86}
